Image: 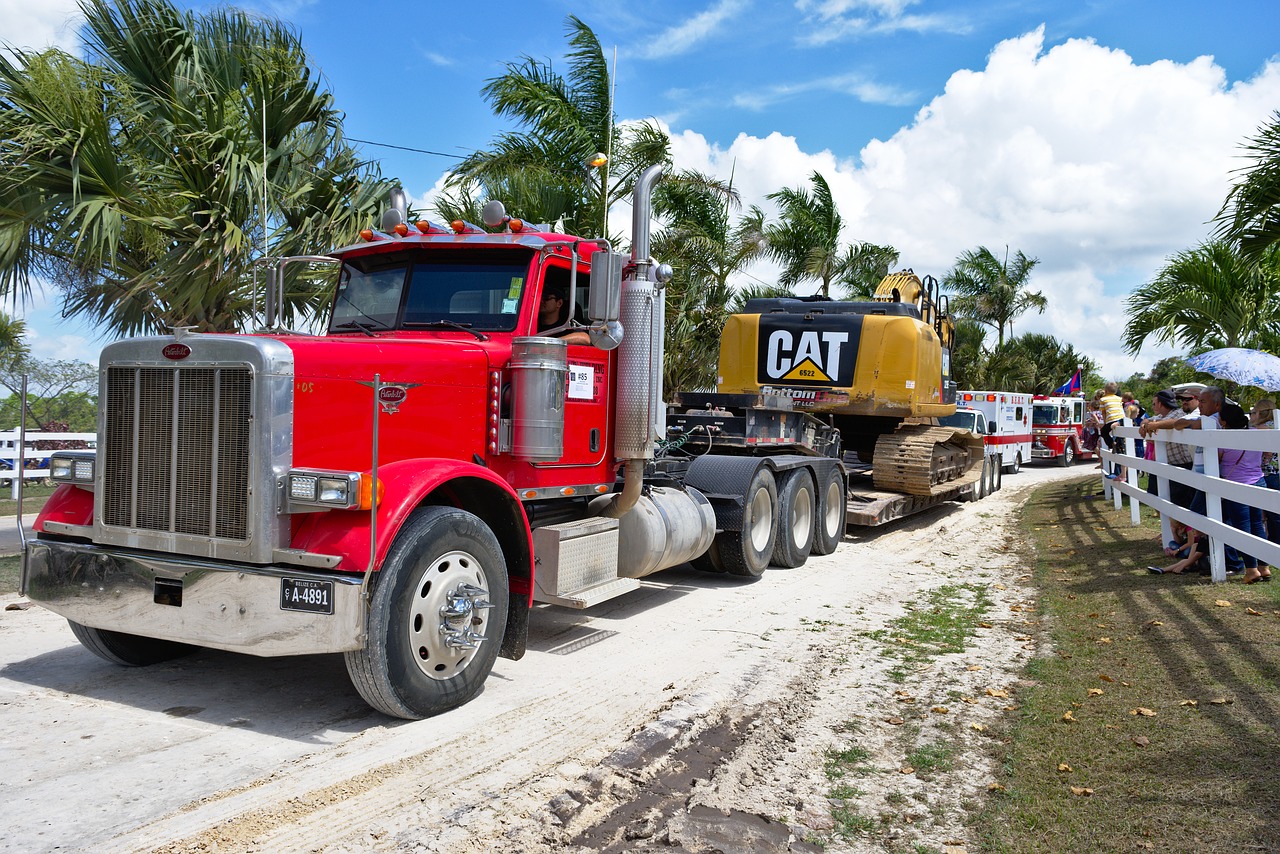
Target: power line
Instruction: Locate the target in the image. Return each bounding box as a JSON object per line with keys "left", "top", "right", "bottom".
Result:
{"left": 347, "top": 137, "right": 465, "bottom": 159}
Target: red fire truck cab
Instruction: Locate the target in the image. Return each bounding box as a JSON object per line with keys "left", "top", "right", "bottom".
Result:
{"left": 1030, "top": 394, "right": 1093, "bottom": 465}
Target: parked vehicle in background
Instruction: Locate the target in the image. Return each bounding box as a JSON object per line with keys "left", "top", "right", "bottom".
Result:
{"left": 947, "top": 391, "right": 1033, "bottom": 474}
{"left": 1030, "top": 394, "right": 1092, "bottom": 466}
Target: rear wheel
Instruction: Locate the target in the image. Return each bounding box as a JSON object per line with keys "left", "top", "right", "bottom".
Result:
{"left": 716, "top": 467, "right": 777, "bottom": 578}
{"left": 690, "top": 539, "right": 726, "bottom": 573}
{"left": 771, "top": 469, "right": 815, "bottom": 568}
{"left": 1005, "top": 452, "right": 1021, "bottom": 475}
{"left": 68, "top": 621, "right": 196, "bottom": 666}
{"left": 810, "top": 467, "right": 845, "bottom": 556}
{"left": 345, "top": 506, "right": 508, "bottom": 720}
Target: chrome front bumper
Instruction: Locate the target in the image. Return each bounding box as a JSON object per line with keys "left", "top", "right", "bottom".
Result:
{"left": 22, "top": 540, "right": 367, "bottom": 657}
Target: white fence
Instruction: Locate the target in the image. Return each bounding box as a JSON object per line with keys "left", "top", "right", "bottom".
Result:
{"left": 0, "top": 430, "right": 96, "bottom": 499}
{"left": 1101, "top": 421, "right": 1280, "bottom": 582}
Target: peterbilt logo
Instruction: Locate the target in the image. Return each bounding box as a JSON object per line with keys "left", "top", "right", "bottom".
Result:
{"left": 162, "top": 343, "right": 191, "bottom": 360}
{"left": 358, "top": 381, "right": 422, "bottom": 414}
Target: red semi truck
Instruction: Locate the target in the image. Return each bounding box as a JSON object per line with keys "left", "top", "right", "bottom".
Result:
{"left": 21, "top": 167, "right": 861, "bottom": 719}
{"left": 21, "top": 165, "right": 990, "bottom": 719}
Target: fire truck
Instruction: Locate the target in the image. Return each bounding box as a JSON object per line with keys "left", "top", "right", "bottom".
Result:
{"left": 1030, "top": 394, "right": 1092, "bottom": 465}
{"left": 943, "top": 391, "right": 1033, "bottom": 474}
{"left": 21, "top": 166, "right": 984, "bottom": 720}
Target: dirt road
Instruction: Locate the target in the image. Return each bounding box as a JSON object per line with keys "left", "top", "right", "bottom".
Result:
{"left": 0, "top": 464, "right": 1096, "bottom": 853}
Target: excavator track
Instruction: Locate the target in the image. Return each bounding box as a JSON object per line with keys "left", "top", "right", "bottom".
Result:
{"left": 871, "top": 424, "right": 986, "bottom": 496}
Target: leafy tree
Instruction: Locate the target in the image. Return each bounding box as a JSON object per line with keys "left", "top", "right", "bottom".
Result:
{"left": 1217, "top": 111, "right": 1280, "bottom": 260}
{"left": 0, "top": 0, "right": 390, "bottom": 336}
{"left": 980, "top": 334, "right": 1096, "bottom": 394}
{"left": 1122, "top": 241, "right": 1280, "bottom": 355}
{"left": 762, "top": 172, "right": 847, "bottom": 298}
{"left": 943, "top": 246, "right": 1045, "bottom": 347}
{"left": 449, "top": 16, "right": 669, "bottom": 241}
{"left": 652, "top": 173, "right": 765, "bottom": 393}
{"left": 0, "top": 357, "right": 97, "bottom": 430}
{"left": 835, "top": 242, "right": 900, "bottom": 300}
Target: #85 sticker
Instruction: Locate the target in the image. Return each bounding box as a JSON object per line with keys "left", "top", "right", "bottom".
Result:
{"left": 568, "top": 364, "right": 595, "bottom": 400}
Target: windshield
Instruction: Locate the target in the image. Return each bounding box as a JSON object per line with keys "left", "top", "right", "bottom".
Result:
{"left": 1032, "top": 404, "right": 1060, "bottom": 426}
{"left": 937, "top": 411, "right": 978, "bottom": 432}
{"left": 330, "top": 249, "right": 534, "bottom": 332}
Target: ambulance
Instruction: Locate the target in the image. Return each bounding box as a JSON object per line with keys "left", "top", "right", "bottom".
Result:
{"left": 942, "top": 391, "right": 1034, "bottom": 474}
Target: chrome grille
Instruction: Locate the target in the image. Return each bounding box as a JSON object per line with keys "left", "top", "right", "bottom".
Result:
{"left": 103, "top": 366, "right": 253, "bottom": 539}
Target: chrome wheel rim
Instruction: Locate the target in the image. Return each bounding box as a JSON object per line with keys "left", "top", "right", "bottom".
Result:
{"left": 748, "top": 486, "right": 774, "bottom": 553}
{"left": 409, "top": 549, "right": 494, "bottom": 681}
{"left": 823, "top": 478, "right": 843, "bottom": 538}
{"left": 790, "top": 485, "right": 813, "bottom": 548}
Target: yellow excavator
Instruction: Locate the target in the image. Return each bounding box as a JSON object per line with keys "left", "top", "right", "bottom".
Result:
{"left": 712, "top": 270, "right": 984, "bottom": 496}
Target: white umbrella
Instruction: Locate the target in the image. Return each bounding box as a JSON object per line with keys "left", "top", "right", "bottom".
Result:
{"left": 1185, "top": 348, "right": 1280, "bottom": 391}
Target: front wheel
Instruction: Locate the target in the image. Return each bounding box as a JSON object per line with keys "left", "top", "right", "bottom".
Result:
{"left": 69, "top": 621, "right": 196, "bottom": 666}
{"left": 345, "top": 506, "right": 509, "bottom": 720}
{"left": 716, "top": 467, "right": 778, "bottom": 578}
{"left": 1060, "top": 444, "right": 1075, "bottom": 468}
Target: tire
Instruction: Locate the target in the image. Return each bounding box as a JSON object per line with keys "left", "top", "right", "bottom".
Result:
{"left": 1060, "top": 444, "right": 1075, "bottom": 468}
{"left": 345, "top": 506, "right": 509, "bottom": 720}
{"left": 690, "top": 539, "right": 726, "bottom": 573}
{"left": 716, "top": 467, "right": 778, "bottom": 578}
{"left": 810, "top": 467, "right": 845, "bottom": 556}
{"left": 973, "top": 456, "right": 988, "bottom": 500}
{"left": 1005, "top": 452, "right": 1021, "bottom": 475}
{"left": 68, "top": 621, "right": 196, "bottom": 666}
{"left": 991, "top": 458, "right": 1003, "bottom": 492}
{"left": 771, "top": 469, "right": 816, "bottom": 568}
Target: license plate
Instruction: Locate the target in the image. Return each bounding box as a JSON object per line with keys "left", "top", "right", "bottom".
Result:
{"left": 280, "top": 578, "right": 334, "bottom": 615}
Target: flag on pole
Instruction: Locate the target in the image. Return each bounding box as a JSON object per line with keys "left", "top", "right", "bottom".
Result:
{"left": 1053, "top": 370, "right": 1082, "bottom": 396}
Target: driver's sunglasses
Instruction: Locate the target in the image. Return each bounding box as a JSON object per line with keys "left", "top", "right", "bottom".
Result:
{"left": 1176, "top": 395, "right": 1196, "bottom": 402}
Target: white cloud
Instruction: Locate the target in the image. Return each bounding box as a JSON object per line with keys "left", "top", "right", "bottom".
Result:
{"left": 795, "top": 0, "right": 971, "bottom": 44}
{"left": 662, "top": 27, "right": 1280, "bottom": 378}
{"left": 642, "top": 0, "right": 741, "bottom": 59}
{"left": 733, "top": 72, "right": 916, "bottom": 110}
{"left": 0, "top": 0, "right": 82, "bottom": 57}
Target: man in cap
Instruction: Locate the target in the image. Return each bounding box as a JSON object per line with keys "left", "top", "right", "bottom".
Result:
{"left": 1140, "top": 388, "right": 1199, "bottom": 508}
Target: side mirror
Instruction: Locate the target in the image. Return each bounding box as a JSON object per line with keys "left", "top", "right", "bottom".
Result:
{"left": 588, "top": 251, "right": 626, "bottom": 322}
{"left": 987, "top": 422, "right": 996, "bottom": 435}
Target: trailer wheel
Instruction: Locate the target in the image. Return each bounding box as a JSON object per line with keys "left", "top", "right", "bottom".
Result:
{"left": 345, "top": 506, "right": 509, "bottom": 720}
{"left": 771, "top": 469, "right": 816, "bottom": 568}
{"left": 810, "top": 467, "right": 845, "bottom": 556}
{"left": 68, "top": 621, "right": 196, "bottom": 666}
{"left": 1060, "top": 444, "right": 1075, "bottom": 468}
{"left": 716, "top": 467, "right": 778, "bottom": 578}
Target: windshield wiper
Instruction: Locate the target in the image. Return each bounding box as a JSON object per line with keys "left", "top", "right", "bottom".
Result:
{"left": 331, "top": 320, "right": 389, "bottom": 337}
{"left": 403, "top": 319, "right": 488, "bottom": 341}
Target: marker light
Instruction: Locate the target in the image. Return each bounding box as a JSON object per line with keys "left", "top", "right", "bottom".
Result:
{"left": 359, "top": 229, "right": 374, "bottom": 242}
{"left": 509, "top": 218, "right": 525, "bottom": 233}
{"left": 451, "top": 220, "right": 466, "bottom": 233}
{"left": 393, "top": 223, "right": 409, "bottom": 237}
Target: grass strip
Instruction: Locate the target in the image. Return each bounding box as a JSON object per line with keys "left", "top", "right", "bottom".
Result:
{"left": 977, "top": 476, "right": 1280, "bottom": 852}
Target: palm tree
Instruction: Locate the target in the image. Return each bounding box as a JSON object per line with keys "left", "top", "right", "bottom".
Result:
{"left": 449, "top": 16, "right": 669, "bottom": 241}
{"left": 1217, "top": 111, "right": 1280, "bottom": 260}
{"left": 763, "top": 172, "right": 847, "bottom": 297}
{"left": 835, "top": 242, "right": 900, "bottom": 300}
{"left": 943, "top": 246, "right": 1045, "bottom": 347}
{"left": 1122, "top": 241, "right": 1280, "bottom": 355}
{"left": 0, "top": 0, "right": 390, "bottom": 336}
{"left": 652, "top": 172, "right": 766, "bottom": 392}
{"left": 983, "top": 333, "right": 1097, "bottom": 393}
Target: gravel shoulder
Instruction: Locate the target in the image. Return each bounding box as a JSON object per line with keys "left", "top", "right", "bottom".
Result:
{"left": 0, "top": 464, "right": 1092, "bottom": 853}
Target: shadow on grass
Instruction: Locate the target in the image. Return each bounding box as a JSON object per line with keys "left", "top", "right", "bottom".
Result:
{"left": 978, "top": 476, "right": 1280, "bottom": 852}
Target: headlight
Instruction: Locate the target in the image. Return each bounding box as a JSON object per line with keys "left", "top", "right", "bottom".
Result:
{"left": 50, "top": 452, "right": 95, "bottom": 486}
{"left": 287, "top": 470, "right": 377, "bottom": 511}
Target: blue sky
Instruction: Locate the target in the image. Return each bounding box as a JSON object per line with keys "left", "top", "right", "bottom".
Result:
{"left": 4, "top": 0, "right": 1280, "bottom": 378}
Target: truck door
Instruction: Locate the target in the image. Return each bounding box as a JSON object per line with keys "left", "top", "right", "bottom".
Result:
{"left": 537, "top": 262, "right": 614, "bottom": 477}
